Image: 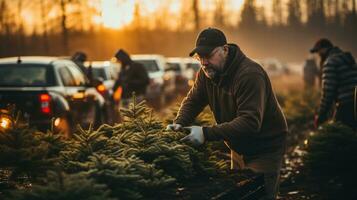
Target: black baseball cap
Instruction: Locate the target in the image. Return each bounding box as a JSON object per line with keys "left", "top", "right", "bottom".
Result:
{"left": 189, "top": 27, "right": 227, "bottom": 57}
{"left": 310, "top": 38, "right": 333, "bottom": 53}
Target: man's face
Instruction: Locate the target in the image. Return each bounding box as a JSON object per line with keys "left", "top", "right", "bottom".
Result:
{"left": 194, "top": 46, "right": 227, "bottom": 79}
{"left": 317, "top": 48, "right": 328, "bottom": 65}
{"left": 317, "top": 48, "right": 329, "bottom": 58}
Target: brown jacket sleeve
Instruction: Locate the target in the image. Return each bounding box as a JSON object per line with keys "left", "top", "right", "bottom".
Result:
{"left": 174, "top": 70, "right": 208, "bottom": 126}
{"left": 203, "top": 73, "right": 267, "bottom": 141}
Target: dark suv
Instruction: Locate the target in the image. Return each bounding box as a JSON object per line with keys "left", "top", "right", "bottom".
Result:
{"left": 0, "top": 56, "right": 106, "bottom": 137}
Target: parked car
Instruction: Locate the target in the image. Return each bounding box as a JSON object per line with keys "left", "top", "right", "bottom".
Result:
{"left": 86, "top": 61, "right": 121, "bottom": 124}
{"left": 256, "top": 58, "right": 290, "bottom": 77}
{"left": 0, "top": 56, "right": 106, "bottom": 138}
{"left": 131, "top": 54, "right": 175, "bottom": 107}
{"left": 182, "top": 58, "right": 201, "bottom": 87}
{"left": 165, "top": 57, "right": 189, "bottom": 93}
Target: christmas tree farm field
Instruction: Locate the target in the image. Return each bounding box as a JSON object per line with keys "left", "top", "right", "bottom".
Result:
{"left": 0, "top": 99, "right": 263, "bottom": 200}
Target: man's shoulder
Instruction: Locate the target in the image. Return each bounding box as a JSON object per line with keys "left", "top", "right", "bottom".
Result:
{"left": 326, "top": 48, "right": 355, "bottom": 66}
{"left": 326, "top": 53, "right": 349, "bottom": 68}
{"left": 236, "top": 57, "right": 266, "bottom": 78}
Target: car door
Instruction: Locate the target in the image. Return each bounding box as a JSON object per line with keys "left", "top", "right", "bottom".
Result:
{"left": 66, "top": 62, "right": 99, "bottom": 127}
{"left": 57, "top": 63, "right": 95, "bottom": 127}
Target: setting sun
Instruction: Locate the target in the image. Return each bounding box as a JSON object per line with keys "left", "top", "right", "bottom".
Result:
{"left": 100, "top": 0, "right": 135, "bottom": 29}
{"left": 95, "top": 0, "right": 248, "bottom": 30}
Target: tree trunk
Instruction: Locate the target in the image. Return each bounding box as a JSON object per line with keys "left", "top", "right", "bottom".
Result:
{"left": 60, "top": 0, "right": 69, "bottom": 54}
{"left": 192, "top": 0, "right": 200, "bottom": 31}
{"left": 40, "top": 0, "right": 50, "bottom": 54}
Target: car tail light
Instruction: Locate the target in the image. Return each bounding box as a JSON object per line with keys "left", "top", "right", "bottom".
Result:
{"left": 96, "top": 84, "right": 106, "bottom": 96}
{"left": 39, "top": 94, "right": 51, "bottom": 114}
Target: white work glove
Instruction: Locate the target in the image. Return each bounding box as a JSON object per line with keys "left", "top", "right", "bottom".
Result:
{"left": 166, "top": 123, "right": 182, "bottom": 131}
{"left": 180, "top": 126, "right": 205, "bottom": 146}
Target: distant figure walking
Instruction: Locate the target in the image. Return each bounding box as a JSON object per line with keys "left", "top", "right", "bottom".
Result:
{"left": 303, "top": 58, "right": 319, "bottom": 90}
{"left": 113, "top": 49, "right": 150, "bottom": 107}
{"left": 71, "top": 51, "right": 88, "bottom": 74}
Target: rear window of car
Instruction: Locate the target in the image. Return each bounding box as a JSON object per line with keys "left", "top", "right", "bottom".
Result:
{"left": 134, "top": 60, "right": 159, "bottom": 72}
{"left": 186, "top": 63, "right": 200, "bottom": 72}
{"left": 0, "top": 64, "right": 55, "bottom": 87}
{"left": 92, "top": 68, "right": 109, "bottom": 80}
{"left": 167, "top": 63, "right": 181, "bottom": 72}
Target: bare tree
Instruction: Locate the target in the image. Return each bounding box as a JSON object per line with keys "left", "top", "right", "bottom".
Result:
{"left": 192, "top": 0, "right": 200, "bottom": 31}
{"left": 306, "top": 0, "right": 326, "bottom": 33}
{"left": 16, "top": 0, "right": 26, "bottom": 55}
{"left": 214, "top": 0, "right": 226, "bottom": 28}
{"left": 60, "top": 0, "right": 69, "bottom": 54}
{"left": 178, "top": 0, "right": 191, "bottom": 30}
{"left": 287, "top": 0, "right": 302, "bottom": 27}
{"left": 272, "top": 0, "right": 283, "bottom": 25}
{"left": 39, "top": 0, "right": 50, "bottom": 53}
{"left": 239, "top": 0, "right": 259, "bottom": 30}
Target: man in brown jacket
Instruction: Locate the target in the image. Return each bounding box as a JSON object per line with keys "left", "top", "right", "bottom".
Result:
{"left": 167, "top": 28, "right": 288, "bottom": 200}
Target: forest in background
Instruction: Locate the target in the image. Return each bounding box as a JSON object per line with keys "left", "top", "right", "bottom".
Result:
{"left": 0, "top": 0, "right": 356, "bottom": 62}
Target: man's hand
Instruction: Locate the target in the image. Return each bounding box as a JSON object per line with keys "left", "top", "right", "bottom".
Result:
{"left": 314, "top": 114, "right": 327, "bottom": 129}
{"left": 166, "top": 123, "right": 182, "bottom": 131}
{"left": 180, "top": 126, "right": 205, "bottom": 146}
{"left": 314, "top": 114, "right": 319, "bottom": 129}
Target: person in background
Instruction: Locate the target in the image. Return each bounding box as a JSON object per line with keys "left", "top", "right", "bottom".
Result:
{"left": 71, "top": 51, "right": 88, "bottom": 75}
{"left": 310, "top": 38, "right": 357, "bottom": 129}
{"left": 113, "top": 49, "right": 150, "bottom": 107}
{"left": 303, "top": 57, "right": 319, "bottom": 90}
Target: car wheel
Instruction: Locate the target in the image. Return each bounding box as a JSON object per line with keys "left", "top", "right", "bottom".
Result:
{"left": 55, "top": 115, "right": 72, "bottom": 139}
{"left": 94, "top": 106, "right": 105, "bottom": 129}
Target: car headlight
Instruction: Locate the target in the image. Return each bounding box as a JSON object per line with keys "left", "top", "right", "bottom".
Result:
{"left": 0, "top": 114, "right": 13, "bottom": 131}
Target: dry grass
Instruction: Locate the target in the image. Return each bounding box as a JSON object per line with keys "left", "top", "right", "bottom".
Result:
{"left": 270, "top": 74, "right": 304, "bottom": 94}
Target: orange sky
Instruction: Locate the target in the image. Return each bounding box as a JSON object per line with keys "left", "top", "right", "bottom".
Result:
{"left": 13, "top": 0, "right": 279, "bottom": 33}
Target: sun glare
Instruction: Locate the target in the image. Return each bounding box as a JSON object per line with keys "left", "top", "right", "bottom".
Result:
{"left": 96, "top": 0, "right": 246, "bottom": 30}
{"left": 100, "top": 0, "right": 134, "bottom": 29}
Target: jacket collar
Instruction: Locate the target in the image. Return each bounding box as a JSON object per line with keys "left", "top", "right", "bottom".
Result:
{"left": 215, "top": 44, "right": 246, "bottom": 86}
{"left": 327, "top": 46, "right": 342, "bottom": 57}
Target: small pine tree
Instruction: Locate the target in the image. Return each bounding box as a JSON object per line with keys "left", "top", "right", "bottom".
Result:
{"left": 303, "top": 122, "right": 357, "bottom": 199}
{"left": 5, "top": 171, "right": 116, "bottom": 200}
{"left": 0, "top": 107, "right": 63, "bottom": 185}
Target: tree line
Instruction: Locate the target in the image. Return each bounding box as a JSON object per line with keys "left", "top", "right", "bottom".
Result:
{"left": 0, "top": 0, "right": 356, "bottom": 62}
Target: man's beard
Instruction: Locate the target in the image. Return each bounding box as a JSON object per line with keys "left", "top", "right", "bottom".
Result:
{"left": 202, "top": 64, "right": 220, "bottom": 80}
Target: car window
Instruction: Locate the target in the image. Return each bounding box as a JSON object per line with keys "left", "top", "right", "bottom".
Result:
{"left": 66, "top": 63, "right": 87, "bottom": 86}
{"left": 92, "top": 68, "right": 108, "bottom": 80}
{"left": 134, "top": 59, "right": 159, "bottom": 72}
{"left": 0, "top": 64, "right": 55, "bottom": 87}
{"left": 167, "top": 63, "right": 181, "bottom": 72}
{"left": 59, "top": 66, "right": 76, "bottom": 86}
{"left": 186, "top": 63, "right": 200, "bottom": 72}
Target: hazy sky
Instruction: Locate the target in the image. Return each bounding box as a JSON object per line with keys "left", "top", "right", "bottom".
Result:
{"left": 7, "top": 0, "right": 279, "bottom": 33}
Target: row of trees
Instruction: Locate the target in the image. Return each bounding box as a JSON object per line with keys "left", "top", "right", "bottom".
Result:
{"left": 1, "top": 0, "right": 356, "bottom": 62}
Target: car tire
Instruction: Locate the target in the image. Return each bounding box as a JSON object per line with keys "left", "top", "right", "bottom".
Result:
{"left": 56, "top": 115, "right": 73, "bottom": 139}
{"left": 94, "top": 106, "right": 105, "bottom": 129}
